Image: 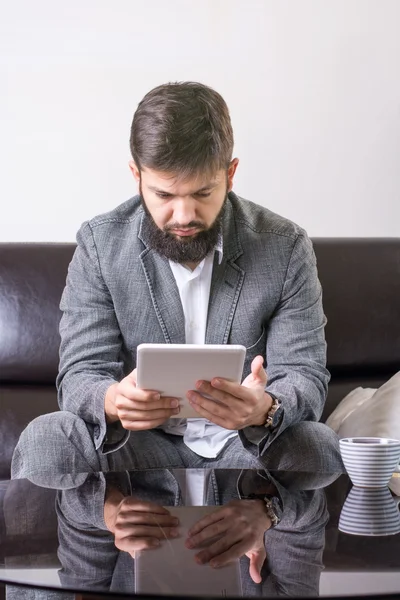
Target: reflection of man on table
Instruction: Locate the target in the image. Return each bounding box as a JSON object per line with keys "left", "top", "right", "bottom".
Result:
{"left": 12, "top": 81, "right": 341, "bottom": 477}
{"left": 105, "top": 480, "right": 273, "bottom": 585}
{"left": 54, "top": 468, "right": 337, "bottom": 595}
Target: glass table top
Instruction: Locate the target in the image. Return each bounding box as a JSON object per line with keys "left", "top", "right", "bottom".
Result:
{"left": 1, "top": 467, "right": 400, "bottom": 598}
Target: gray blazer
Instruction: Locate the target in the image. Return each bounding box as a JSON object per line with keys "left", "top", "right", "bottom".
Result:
{"left": 56, "top": 192, "right": 329, "bottom": 455}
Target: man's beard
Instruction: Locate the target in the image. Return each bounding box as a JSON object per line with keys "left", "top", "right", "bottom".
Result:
{"left": 140, "top": 186, "right": 227, "bottom": 264}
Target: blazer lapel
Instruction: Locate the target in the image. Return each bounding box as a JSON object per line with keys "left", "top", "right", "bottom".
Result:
{"left": 138, "top": 214, "right": 185, "bottom": 344}
{"left": 205, "top": 198, "right": 244, "bottom": 344}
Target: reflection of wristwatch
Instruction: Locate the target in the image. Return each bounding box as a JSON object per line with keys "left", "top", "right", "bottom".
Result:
{"left": 243, "top": 494, "right": 282, "bottom": 528}
{"left": 264, "top": 496, "right": 281, "bottom": 527}
{"left": 264, "top": 394, "right": 281, "bottom": 428}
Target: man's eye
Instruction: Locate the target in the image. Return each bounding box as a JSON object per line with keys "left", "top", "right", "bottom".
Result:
{"left": 155, "top": 192, "right": 211, "bottom": 199}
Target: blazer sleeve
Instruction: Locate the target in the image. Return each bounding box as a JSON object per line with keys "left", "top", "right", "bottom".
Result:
{"left": 239, "top": 232, "right": 330, "bottom": 454}
{"left": 259, "top": 487, "right": 328, "bottom": 597}
{"left": 56, "top": 221, "right": 129, "bottom": 452}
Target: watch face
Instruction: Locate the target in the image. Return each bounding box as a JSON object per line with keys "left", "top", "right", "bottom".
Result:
{"left": 267, "top": 495, "right": 283, "bottom": 525}
{"left": 263, "top": 395, "right": 282, "bottom": 427}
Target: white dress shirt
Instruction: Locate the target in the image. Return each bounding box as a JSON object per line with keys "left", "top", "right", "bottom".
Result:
{"left": 159, "top": 244, "right": 238, "bottom": 459}
{"left": 172, "top": 469, "right": 212, "bottom": 505}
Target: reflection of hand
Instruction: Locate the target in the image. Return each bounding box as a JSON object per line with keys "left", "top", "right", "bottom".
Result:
{"left": 185, "top": 499, "right": 271, "bottom": 584}
{"left": 104, "top": 493, "right": 180, "bottom": 557}
{"left": 187, "top": 355, "right": 273, "bottom": 429}
{"left": 105, "top": 368, "right": 181, "bottom": 430}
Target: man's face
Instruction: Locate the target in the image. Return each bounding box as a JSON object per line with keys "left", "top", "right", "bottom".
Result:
{"left": 129, "top": 159, "right": 238, "bottom": 263}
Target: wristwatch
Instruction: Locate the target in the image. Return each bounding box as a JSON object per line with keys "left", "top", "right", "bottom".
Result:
{"left": 264, "top": 394, "right": 281, "bottom": 428}
{"left": 243, "top": 493, "right": 282, "bottom": 528}
{"left": 263, "top": 495, "right": 281, "bottom": 527}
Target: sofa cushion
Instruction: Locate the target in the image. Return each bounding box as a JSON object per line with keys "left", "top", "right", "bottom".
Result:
{"left": 0, "top": 243, "right": 75, "bottom": 384}
{"left": 325, "top": 387, "right": 376, "bottom": 432}
{"left": 313, "top": 238, "right": 400, "bottom": 376}
{"left": 321, "top": 376, "right": 390, "bottom": 423}
{"left": 329, "top": 372, "right": 400, "bottom": 440}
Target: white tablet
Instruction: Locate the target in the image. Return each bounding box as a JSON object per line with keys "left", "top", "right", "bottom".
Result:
{"left": 136, "top": 343, "right": 246, "bottom": 419}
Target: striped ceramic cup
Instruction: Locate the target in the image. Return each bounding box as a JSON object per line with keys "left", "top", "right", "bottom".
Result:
{"left": 339, "top": 486, "right": 400, "bottom": 536}
{"left": 340, "top": 437, "right": 400, "bottom": 488}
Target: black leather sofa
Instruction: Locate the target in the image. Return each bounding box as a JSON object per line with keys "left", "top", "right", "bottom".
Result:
{"left": 1, "top": 239, "right": 399, "bottom": 479}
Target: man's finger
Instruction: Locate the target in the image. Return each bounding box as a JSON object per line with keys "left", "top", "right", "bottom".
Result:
{"left": 131, "top": 395, "right": 180, "bottom": 407}
{"left": 204, "top": 539, "right": 249, "bottom": 567}
{"left": 117, "top": 536, "right": 161, "bottom": 553}
{"left": 250, "top": 356, "right": 268, "bottom": 386}
{"left": 127, "top": 368, "right": 138, "bottom": 384}
{"left": 248, "top": 548, "right": 267, "bottom": 584}
{"left": 121, "top": 418, "right": 176, "bottom": 431}
{"left": 192, "top": 380, "right": 252, "bottom": 405}
{"left": 194, "top": 534, "right": 239, "bottom": 565}
{"left": 117, "top": 385, "right": 161, "bottom": 402}
{"left": 117, "top": 407, "right": 180, "bottom": 422}
{"left": 116, "top": 394, "right": 180, "bottom": 410}
{"left": 118, "top": 500, "right": 174, "bottom": 515}
{"left": 187, "top": 391, "right": 228, "bottom": 416}
{"left": 187, "top": 395, "right": 238, "bottom": 429}
{"left": 117, "top": 513, "right": 179, "bottom": 529}
{"left": 186, "top": 520, "right": 227, "bottom": 548}
{"left": 188, "top": 508, "right": 223, "bottom": 537}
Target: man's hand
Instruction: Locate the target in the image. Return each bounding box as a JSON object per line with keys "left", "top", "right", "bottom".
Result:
{"left": 187, "top": 355, "right": 273, "bottom": 429}
{"left": 185, "top": 499, "right": 271, "bottom": 584}
{"left": 105, "top": 369, "right": 180, "bottom": 430}
{"left": 104, "top": 494, "right": 180, "bottom": 557}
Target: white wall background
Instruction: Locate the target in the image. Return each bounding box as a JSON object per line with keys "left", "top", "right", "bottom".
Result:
{"left": 1, "top": 0, "right": 399, "bottom": 242}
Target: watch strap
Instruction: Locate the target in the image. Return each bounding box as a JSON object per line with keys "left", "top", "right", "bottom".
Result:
{"left": 264, "top": 394, "right": 281, "bottom": 428}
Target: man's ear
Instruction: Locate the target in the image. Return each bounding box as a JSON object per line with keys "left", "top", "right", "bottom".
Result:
{"left": 227, "top": 158, "right": 239, "bottom": 191}
{"left": 128, "top": 161, "right": 141, "bottom": 183}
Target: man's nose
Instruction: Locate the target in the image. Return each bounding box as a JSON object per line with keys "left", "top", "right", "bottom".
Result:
{"left": 172, "top": 198, "right": 197, "bottom": 225}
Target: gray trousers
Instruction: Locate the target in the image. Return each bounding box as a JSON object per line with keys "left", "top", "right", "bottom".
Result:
{"left": 11, "top": 411, "right": 344, "bottom": 484}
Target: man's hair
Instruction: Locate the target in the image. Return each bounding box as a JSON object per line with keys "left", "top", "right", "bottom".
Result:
{"left": 130, "top": 81, "right": 234, "bottom": 180}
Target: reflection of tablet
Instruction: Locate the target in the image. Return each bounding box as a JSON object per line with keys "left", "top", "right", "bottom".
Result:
{"left": 136, "top": 344, "right": 246, "bottom": 419}
{"left": 135, "top": 506, "right": 242, "bottom": 596}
